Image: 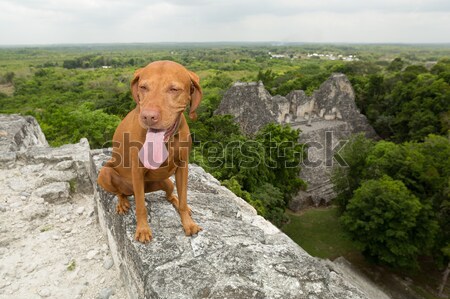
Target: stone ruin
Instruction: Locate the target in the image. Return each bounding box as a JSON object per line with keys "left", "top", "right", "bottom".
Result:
{"left": 215, "top": 73, "right": 378, "bottom": 210}
{"left": 0, "top": 114, "right": 390, "bottom": 299}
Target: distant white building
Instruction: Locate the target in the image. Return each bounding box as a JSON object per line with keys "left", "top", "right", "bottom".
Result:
{"left": 307, "top": 53, "right": 358, "bottom": 61}
{"left": 269, "top": 52, "right": 286, "bottom": 59}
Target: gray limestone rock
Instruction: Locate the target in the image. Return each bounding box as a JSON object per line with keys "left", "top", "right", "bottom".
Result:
{"left": 215, "top": 74, "right": 378, "bottom": 210}
{"left": 288, "top": 190, "right": 314, "bottom": 211}
{"left": 91, "top": 151, "right": 381, "bottom": 299}
{"left": 103, "top": 256, "right": 114, "bottom": 270}
{"left": 0, "top": 114, "right": 129, "bottom": 299}
{"left": 0, "top": 114, "right": 47, "bottom": 169}
{"left": 216, "top": 73, "right": 377, "bottom": 138}
{"left": 215, "top": 81, "right": 276, "bottom": 136}
{"left": 97, "top": 287, "right": 115, "bottom": 299}
{"left": 308, "top": 74, "right": 377, "bottom": 137}
{"left": 33, "top": 182, "right": 70, "bottom": 203}
{"left": 7, "top": 177, "right": 32, "bottom": 192}
{"left": 0, "top": 112, "right": 390, "bottom": 299}
{"left": 18, "top": 138, "right": 93, "bottom": 194}
{"left": 292, "top": 120, "right": 352, "bottom": 207}
{"left": 37, "top": 170, "right": 78, "bottom": 188}
{"left": 0, "top": 151, "right": 16, "bottom": 169}
{"left": 0, "top": 115, "right": 93, "bottom": 194}
{"left": 0, "top": 114, "right": 48, "bottom": 152}
{"left": 22, "top": 205, "right": 50, "bottom": 221}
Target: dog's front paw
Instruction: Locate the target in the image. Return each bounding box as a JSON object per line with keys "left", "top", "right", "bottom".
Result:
{"left": 135, "top": 224, "right": 152, "bottom": 243}
{"left": 182, "top": 220, "right": 202, "bottom": 236}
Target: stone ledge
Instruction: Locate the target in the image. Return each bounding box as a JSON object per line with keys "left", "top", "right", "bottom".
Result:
{"left": 90, "top": 150, "right": 370, "bottom": 299}
{"left": 0, "top": 114, "right": 48, "bottom": 152}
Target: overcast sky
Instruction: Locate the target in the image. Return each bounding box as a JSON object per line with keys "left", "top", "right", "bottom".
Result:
{"left": 0, "top": 0, "right": 449, "bottom": 45}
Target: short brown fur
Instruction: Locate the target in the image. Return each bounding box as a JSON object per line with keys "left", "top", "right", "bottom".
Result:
{"left": 97, "top": 61, "right": 202, "bottom": 243}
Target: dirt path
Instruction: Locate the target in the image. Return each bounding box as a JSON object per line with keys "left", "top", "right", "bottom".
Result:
{"left": 0, "top": 165, "right": 128, "bottom": 299}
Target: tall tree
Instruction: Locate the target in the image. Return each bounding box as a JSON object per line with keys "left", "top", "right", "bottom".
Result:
{"left": 341, "top": 176, "right": 438, "bottom": 269}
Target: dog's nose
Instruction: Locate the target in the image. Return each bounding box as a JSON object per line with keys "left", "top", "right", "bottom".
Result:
{"left": 141, "top": 109, "right": 160, "bottom": 125}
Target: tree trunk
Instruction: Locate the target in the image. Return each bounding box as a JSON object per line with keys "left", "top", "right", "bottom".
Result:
{"left": 438, "top": 262, "right": 450, "bottom": 297}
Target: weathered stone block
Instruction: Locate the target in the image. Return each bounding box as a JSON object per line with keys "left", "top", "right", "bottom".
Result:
{"left": 0, "top": 113, "right": 389, "bottom": 299}
{"left": 215, "top": 74, "right": 378, "bottom": 209}
{"left": 91, "top": 152, "right": 371, "bottom": 299}
{"left": 0, "top": 114, "right": 48, "bottom": 153}
{"left": 33, "top": 182, "right": 70, "bottom": 203}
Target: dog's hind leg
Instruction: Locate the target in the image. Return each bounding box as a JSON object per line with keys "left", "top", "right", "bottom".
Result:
{"left": 116, "top": 194, "right": 131, "bottom": 215}
{"left": 98, "top": 166, "right": 132, "bottom": 214}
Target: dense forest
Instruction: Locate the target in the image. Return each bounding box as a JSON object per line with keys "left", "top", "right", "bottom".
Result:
{"left": 1, "top": 43, "right": 449, "bottom": 296}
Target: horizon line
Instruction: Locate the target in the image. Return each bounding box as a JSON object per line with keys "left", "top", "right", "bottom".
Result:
{"left": 1, "top": 41, "right": 450, "bottom": 48}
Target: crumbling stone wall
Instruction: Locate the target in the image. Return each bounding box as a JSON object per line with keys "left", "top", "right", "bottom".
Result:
{"left": 215, "top": 74, "right": 378, "bottom": 209}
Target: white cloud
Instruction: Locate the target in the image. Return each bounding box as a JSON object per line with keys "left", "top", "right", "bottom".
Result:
{"left": 230, "top": 11, "right": 450, "bottom": 43}
{"left": 0, "top": 0, "right": 449, "bottom": 44}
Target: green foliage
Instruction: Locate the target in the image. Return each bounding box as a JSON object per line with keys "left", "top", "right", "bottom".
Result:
{"left": 1, "top": 43, "right": 448, "bottom": 248}
{"left": 203, "top": 71, "right": 233, "bottom": 90}
{"left": 31, "top": 103, "right": 120, "bottom": 148}
{"left": 418, "top": 135, "right": 450, "bottom": 266}
{"left": 254, "top": 123, "right": 306, "bottom": 200}
{"left": 190, "top": 115, "right": 305, "bottom": 226}
{"left": 332, "top": 134, "right": 375, "bottom": 211}
{"left": 256, "top": 62, "right": 335, "bottom": 96}
{"left": 257, "top": 69, "right": 276, "bottom": 86}
{"left": 62, "top": 54, "right": 143, "bottom": 69}
{"left": 387, "top": 57, "right": 405, "bottom": 72}
{"left": 0, "top": 71, "right": 15, "bottom": 84}
{"left": 341, "top": 176, "right": 438, "bottom": 269}
{"left": 333, "top": 134, "right": 450, "bottom": 269}
{"left": 251, "top": 183, "right": 287, "bottom": 227}
{"left": 221, "top": 177, "right": 252, "bottom": 202}
{"left": 350, "top": 58, "right": 450, "bottom": 142}
{"left": 94, "top": 90, "right": 136, "bottom": 117}
{"left": 0, "top": 65, "right": 129, "bottom": 148}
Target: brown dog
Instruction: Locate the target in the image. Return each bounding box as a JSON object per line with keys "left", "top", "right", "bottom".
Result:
{"left": 97, "top": 61, "right": 203, "bottom": 243}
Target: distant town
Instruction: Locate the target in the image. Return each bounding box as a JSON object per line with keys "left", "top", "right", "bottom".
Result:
{"left": 268, "top": 51, "right": 359, "bottom": 61}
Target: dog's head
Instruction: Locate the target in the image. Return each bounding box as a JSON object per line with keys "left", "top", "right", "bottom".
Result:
{"left": 131, "top": 61, "right": 202, "bottom": 133}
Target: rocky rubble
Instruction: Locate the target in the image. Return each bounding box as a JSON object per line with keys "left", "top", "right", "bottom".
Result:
{"left": 0, "top": 114, "right": 127, "bottom": 299}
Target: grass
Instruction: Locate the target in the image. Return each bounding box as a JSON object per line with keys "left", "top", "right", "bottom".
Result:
{"left": 69, "top": 179, "right": 77, "bottom": 194}
{"left": 282, "top": 206, "right": 359, "bottom": 259}
{"left": 67, "top": 260, "right": 76, "bottom": 271}
{"left": 282, "top": 206, "right": 449, "bottom": 299}
{"left": 0, "top": 83, "right": 14, "bottom": 96}
{"left": 39, "top": 224, "right": 53, "bottom": 232}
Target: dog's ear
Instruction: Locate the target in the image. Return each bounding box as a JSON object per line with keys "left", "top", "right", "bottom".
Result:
{"left": 131, "top": 68, "right": 143, "bottom": 104}
{"left": 188, "top": 71, "right": 202, "bottom": 121}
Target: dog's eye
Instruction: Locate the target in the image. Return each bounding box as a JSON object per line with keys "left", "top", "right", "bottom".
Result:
{"left": 169, "top": 87, "right": 181, "bottom": 93}
{"left": 139, "top": 85, "right": 148, "bottom": 92}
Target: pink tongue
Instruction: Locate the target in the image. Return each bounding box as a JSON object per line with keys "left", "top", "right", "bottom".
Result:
{"left": 139, "top": 130, "right": 168, "bottom": 169}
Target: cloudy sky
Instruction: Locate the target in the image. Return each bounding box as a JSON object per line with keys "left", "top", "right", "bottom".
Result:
{"left": 0, "top": 0, "right": 449, "bottom": 45}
